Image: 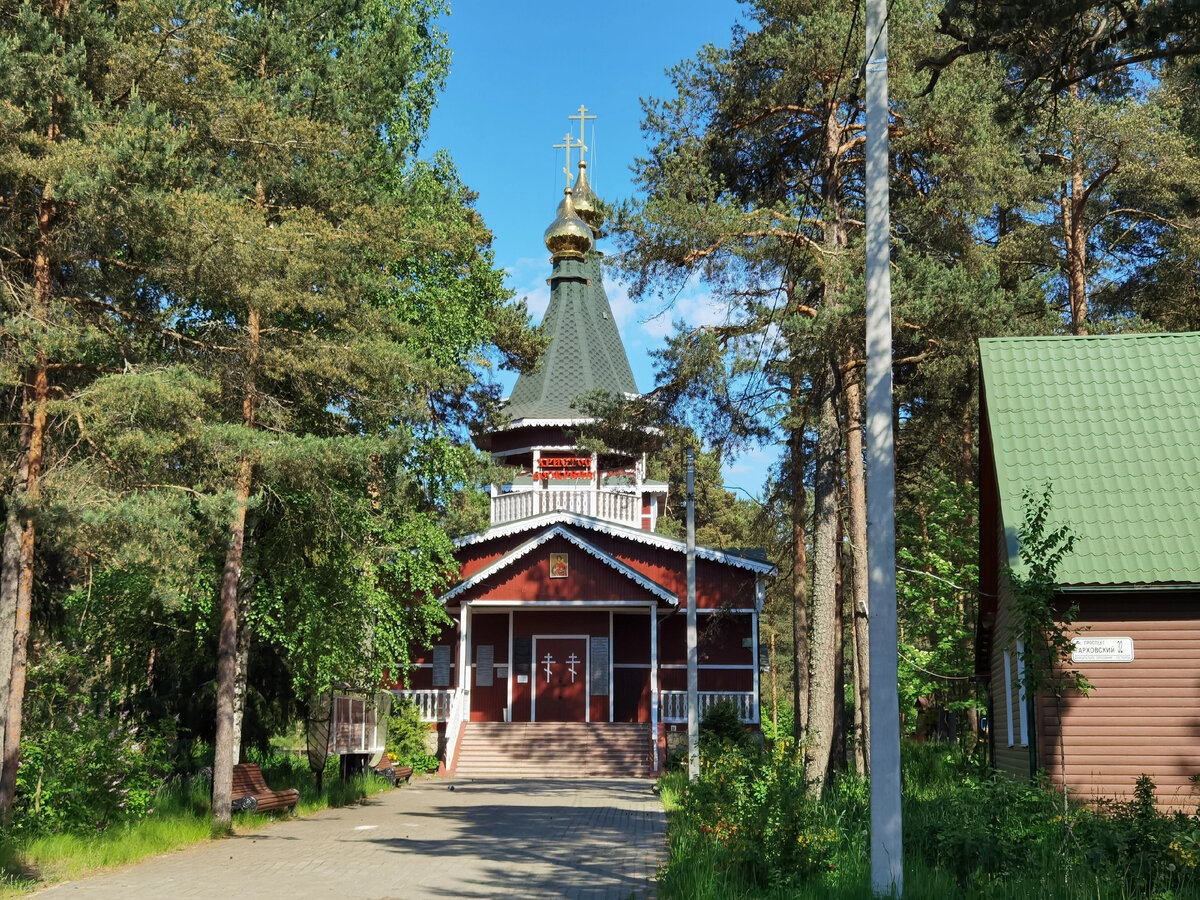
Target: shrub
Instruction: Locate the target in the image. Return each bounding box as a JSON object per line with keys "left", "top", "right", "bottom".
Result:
{"left": 659, "top": 741, "right": 1200, "bottom": 898}
{"left": 386, "top": 700, "right": 434, "bottom": 769}
{"left": 700, "top": 699, "right": 754, "bottom": 751}
{"left": 13, "top": 710, "right": 172, "bottom": 834}
{"left": 674, "top": 740, "right": 847, "bottom": 889}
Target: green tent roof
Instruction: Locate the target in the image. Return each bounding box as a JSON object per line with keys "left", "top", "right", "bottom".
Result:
{"left": 504, "top": 255, "right": 638, "bottom": 422}
{"left": 979, "top": 332, "right": 1200, "bottom": 586}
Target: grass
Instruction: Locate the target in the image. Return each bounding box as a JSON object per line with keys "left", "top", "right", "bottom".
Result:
{"left": 656, "top": 741, "right": 1200, "bottom": 899}
{"left": 0, "top": 757, "right": 395, "bottom": 897}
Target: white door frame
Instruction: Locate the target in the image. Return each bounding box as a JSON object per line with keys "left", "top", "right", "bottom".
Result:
{"left": 531, "top": 633, "right": 590, "bottom": 723}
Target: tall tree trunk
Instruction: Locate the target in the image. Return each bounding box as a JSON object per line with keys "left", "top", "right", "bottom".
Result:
{"left": 212, "top": 456, "right": 253, "bottom": 829}
{"left": 1062, "top": 155, "right": 1089, "bottom": 335}
{"left": 0, "top": 502, "right": 20, "bottom": 784}
{"left": 231, "top": 517, "right": 257, "bottom": 766}
{"left": 0, "top": 1, "right": 66, "bottom": 815}
{"left": 212, "top": 307, "right": 260, "bottom": 830}
{"left": 850, "top": 610, "right": 866, "bottom": 774}
{"left": 844, "top": 375, "right": 870, "bottom": 774}
{"left": 790, "top": 368, "right": 810, "bottom": 743}
{"left": 805, "top": 356, "right": 840, "bottom": 797}
{"left": 0, "top": 363, "right": 48, "bottom": 821}
{"left": 831, "top": 512, "right": 846, "bottom": 779}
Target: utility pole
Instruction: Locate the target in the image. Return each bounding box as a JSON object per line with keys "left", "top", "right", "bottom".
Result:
{"left": 686, "top": 447, "right": 699, "bottom": 781}
{"left": 865, "top": 0, "right": 902, "bottom": 893}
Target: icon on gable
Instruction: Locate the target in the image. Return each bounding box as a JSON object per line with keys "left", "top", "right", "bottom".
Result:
{"left": 550, "top": 552, "right": 569, "bottom": 578}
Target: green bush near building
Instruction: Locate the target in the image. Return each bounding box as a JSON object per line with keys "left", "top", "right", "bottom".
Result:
{"left": 658, "top": 740, "right": 1200, "bottom": 899}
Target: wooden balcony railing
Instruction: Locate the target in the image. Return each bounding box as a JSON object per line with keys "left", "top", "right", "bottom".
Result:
{"left": 659, "top": 691, "right": 758, "bottom": 724}
{"left": 491, "top": 488, "right": 640, "bottom": 527}
{"left": 391, "top": 689, "right": 453, "bottom": 722}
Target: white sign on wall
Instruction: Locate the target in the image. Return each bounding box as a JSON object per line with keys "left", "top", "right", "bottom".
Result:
{"left": 1071, "top": 637, "right": 1134, "bottom": 663}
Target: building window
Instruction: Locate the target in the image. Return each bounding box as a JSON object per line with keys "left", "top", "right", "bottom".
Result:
{"left": 1002, "top": 650, "right": 1014, "bottom": 747}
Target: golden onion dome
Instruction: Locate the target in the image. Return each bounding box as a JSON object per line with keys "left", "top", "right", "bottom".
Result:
{"left": 543, "top": 187, "right": 594, "bottom": 260}
{"left": 571, "top": 161, "right": 603, "bottom": 235}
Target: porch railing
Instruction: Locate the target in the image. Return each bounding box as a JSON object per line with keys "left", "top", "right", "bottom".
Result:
{"left": 442, "top": 688, "right": 468, "bottom": 773}
{"left": 491, "top": 488, "right": 640, "bottom": 527}
{"left": 660, "top": 691, "right": 758, "bottom": 725}
{"left": 391, "top": 689, "right": 453, "bottom": 723}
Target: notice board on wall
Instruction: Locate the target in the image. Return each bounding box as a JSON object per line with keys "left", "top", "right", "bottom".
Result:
{"left": 590, "top": 637, "right": 610, "bottom": 696}
{"left": 432, "top": 645, "right": 451, "bottom": 687}
{"left": 476, "top": 644, "right": 494, "bottom": 686}
{"left": 514, "top": 636, "right": 532, "bottom": 677}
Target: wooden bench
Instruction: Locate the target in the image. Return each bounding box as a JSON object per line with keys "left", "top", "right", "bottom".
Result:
{"left": 230, "top": 762, "right": 300, "bottom": 814}
{"left": 373, "top": 762, "right": 414, "bottom": 786}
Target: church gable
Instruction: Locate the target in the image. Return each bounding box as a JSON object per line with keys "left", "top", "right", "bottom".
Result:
{"left": 443, "top": 526, "right": 677, "bottom": 606}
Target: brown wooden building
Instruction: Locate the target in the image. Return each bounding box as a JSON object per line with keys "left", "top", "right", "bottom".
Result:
{"left": 977, "top": 334, "right": 1200, "bottom": 808}
{"left": 391, "top": 147, "right": 773, "bottom": 776}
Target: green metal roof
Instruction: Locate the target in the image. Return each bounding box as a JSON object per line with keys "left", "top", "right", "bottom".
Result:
{"left": 504, "top": 254, "right": 638, "bottom": 422}
{"left": 979, "top": 332, "right": 1200, "bottom": 586}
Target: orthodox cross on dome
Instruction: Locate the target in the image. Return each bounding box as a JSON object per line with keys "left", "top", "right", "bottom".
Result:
{"left": 542, "top": 652, "right": 556, "bottom": 683}
{"left": 552, "top": 133, "right": 585, "bottom": 187}
{"left": 569, "top": 104, "right": 595, "bottom": 167}
{"left": 566, "top": 652, "right": 580, "bottom": 683}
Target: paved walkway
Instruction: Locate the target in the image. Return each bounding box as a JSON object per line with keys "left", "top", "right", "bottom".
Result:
{"left": 35, "top": 778, "right": 666, "bottom": 900}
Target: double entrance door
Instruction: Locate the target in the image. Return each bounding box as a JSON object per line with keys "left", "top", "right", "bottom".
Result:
{"left": 533, "top": 636, "right": 588, "bottom": 722}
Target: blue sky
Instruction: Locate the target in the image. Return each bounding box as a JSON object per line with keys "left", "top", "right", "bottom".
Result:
{"left": 422, "top": 1, "right": 778, "bottom": 495}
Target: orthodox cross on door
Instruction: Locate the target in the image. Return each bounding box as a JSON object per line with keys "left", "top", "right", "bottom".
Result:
{"left": 542, "top": 652, "right": 556, "bottom": 683}
{"left": 565, "top": 652, "right": 580, "bottom": 683}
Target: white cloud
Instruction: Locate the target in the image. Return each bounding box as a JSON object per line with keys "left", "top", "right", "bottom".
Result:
{"left": 505, "top": 256, "right": 551, "bottom": 320}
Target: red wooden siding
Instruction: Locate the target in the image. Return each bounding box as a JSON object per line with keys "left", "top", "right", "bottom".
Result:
{"left": 469, "top": 613, "right": 509, "bottom": 722}
{"left": 470, "top": 535, "right": 663, "bottom": 603}
{"left": 659, "top": 668, "right": 754, "bottom": 692}
{"left": 402, "top": 621, "right": 461, "bottom": 690}
{"left": 457, "top": 533, "right": 530, "bottom": 580}
{"left": 613, "top": 613, "right": 651, "bottom": 663}
{"left": 614, "top": 668, "right": 650, "bottom": 722}
{"left": 487, "top": 426, "right": 573, "bottom": 453}
{"left": 453, "top": 525, "right": 760, "bottom": 609}
{"left": 658, "top": 614, "right": 755, "bottom": 666}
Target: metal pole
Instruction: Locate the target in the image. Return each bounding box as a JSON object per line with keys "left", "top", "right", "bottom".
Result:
{"left": 686, "top": 447, "right": 699, "bottom": 781}
{"left": 865, "top": 0, "right": 902, "bottom": 893}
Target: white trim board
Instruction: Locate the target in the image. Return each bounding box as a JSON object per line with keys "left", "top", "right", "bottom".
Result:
{"left": 441, "top": 524, "right": 679, "bottom": 605}
{"left": 454, "top": 513, "right": 776, "bottom": 575}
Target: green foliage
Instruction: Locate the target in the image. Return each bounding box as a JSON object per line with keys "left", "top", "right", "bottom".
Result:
{"left": 1, "top": 0, "right": 536, "bottom": 812}
{"left": 0, "top": 749, "right": 392, "bottom": 891}
{"left": 700, "top": 699, "right": 756, "bottom": 752}
{"left": 665, "top": 741, "right": 845, "bottom": 891}
{"left": 660, "top": 741, "right": 1200, "bottom": 898}
{"left": 1008, "top": 483, "right": 1089, "bottom": 697}
{"left": 896, "top": 474, "right": 984, "bottom": 735}
{"left": 10, "top": 642, "right": 176, "bottom": 835}
{"left": 384, "top": 700, "right": 436, "bottom": 771}
{"left": 758, "top": 701, "right": 794, "bottom": 744}
{"left": 13, "top": 712, "right": 171, "bottom": 835}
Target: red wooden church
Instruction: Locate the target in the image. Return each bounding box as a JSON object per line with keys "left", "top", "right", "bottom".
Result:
{"left": 393, "top": 133, "right": 773, "bottom": 777}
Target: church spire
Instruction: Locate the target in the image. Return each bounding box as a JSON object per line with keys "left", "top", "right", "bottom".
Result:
{"left": 500, "top": 106, "right": 636, "bottom": 425}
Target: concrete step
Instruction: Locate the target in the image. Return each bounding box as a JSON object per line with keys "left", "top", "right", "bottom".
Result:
{"left": 454, "top": 723, "right": 653, "bottom": 778}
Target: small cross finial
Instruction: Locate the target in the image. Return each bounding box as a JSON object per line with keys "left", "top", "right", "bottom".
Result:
{"left": 569, "top": 104, "right": 596, "bottom": 167}
{"left": 553, "top": 132, "right": 586, "bottom": 187}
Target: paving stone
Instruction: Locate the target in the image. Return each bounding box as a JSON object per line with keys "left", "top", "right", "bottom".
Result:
{"left": 34, "top": 777, "right": 665, "bottom": 899}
